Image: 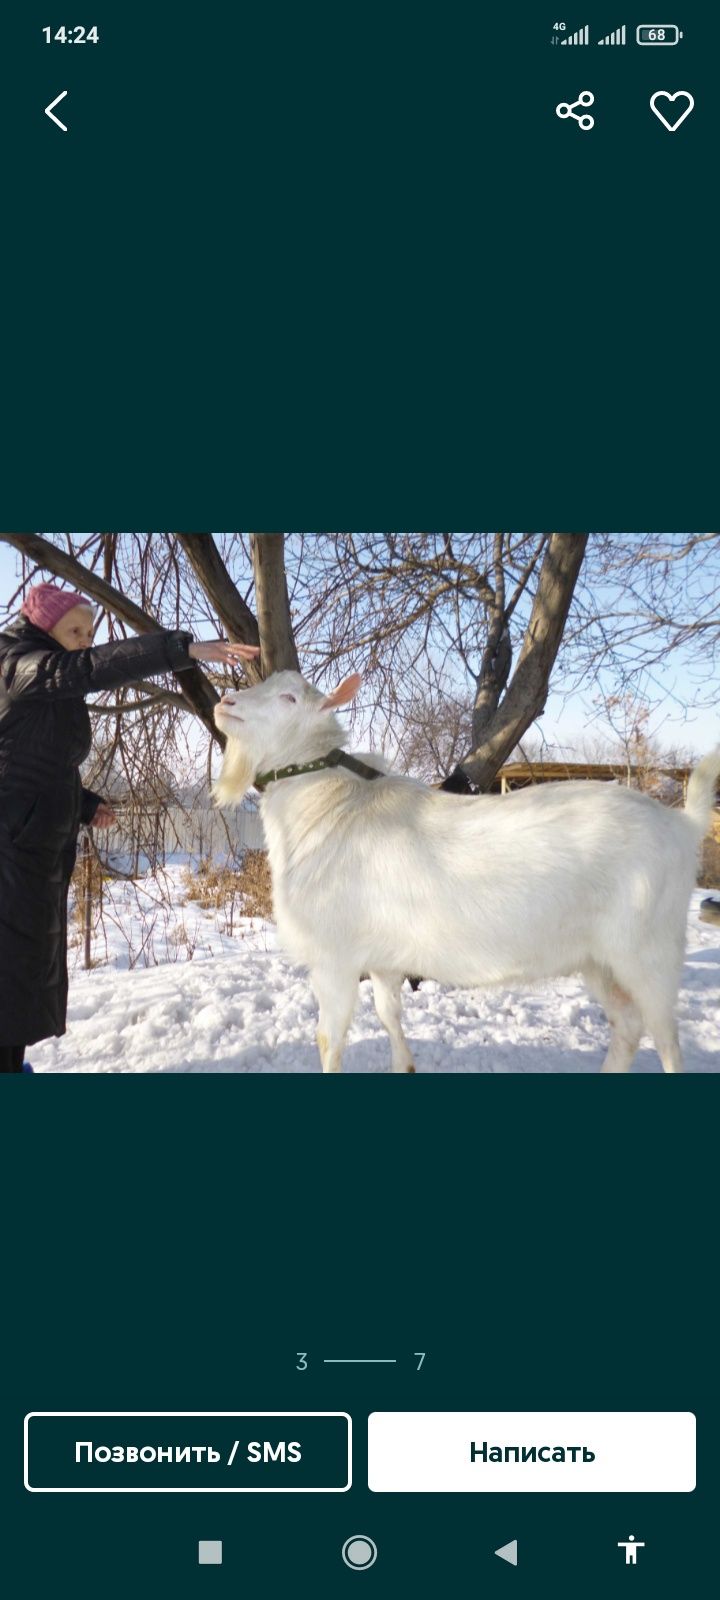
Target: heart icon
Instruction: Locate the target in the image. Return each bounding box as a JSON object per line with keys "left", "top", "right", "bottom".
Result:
{"left": 650, "top": 90, "right": 695, "bottom": 132}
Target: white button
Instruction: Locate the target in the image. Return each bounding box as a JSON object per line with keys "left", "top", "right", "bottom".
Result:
{"left": 368, "top": 1412, "right": 695, "bottom": 1492}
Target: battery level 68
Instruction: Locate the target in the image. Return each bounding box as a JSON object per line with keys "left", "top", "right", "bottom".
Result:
{"left": 636, "top": 24, "right": 683, "bottom": 44}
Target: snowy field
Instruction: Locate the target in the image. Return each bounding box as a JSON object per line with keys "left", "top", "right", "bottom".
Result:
{"left": 30, "top": 866, "right": 720, "bottom": 1073}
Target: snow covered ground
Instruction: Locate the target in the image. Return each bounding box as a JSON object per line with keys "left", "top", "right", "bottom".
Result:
{"left": 30, "top": 866, "right": 720, "bottom": 1073}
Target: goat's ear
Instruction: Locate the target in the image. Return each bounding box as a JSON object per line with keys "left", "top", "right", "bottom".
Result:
{"left": 318, "top": 672, "right": 362, "bottom": 711}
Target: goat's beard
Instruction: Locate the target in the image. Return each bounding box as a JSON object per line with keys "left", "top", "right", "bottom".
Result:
{"left": 212, "top": 738, "right": 257, "bottom": 808}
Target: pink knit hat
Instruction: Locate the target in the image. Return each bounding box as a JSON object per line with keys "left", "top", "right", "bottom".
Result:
{"left": 21, "top": 582, "right": 94, "bottom": 634}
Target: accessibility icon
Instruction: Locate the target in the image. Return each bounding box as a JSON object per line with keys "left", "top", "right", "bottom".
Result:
{"left": 556, "top": 90, "right": 595, "bottom": 130}
{"left": 618, "top": 1535, "right": 645, "bottom": 1566}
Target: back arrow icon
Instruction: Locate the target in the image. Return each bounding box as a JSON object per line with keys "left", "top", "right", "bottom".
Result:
{"left": 45, "top": 90, "right": 68, "bottom": 131}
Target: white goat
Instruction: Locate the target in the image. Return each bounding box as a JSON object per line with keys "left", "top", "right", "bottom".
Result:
{"left": 213, "top": 670, "right": 720, "bottom": 1075}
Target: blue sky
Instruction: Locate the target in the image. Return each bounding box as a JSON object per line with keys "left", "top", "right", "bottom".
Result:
{"left": 1, "top": 537, "right": 717, "bottom": 758}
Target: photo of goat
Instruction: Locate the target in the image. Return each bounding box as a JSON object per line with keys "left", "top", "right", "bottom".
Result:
{"left": 213, "top": 669, "right": 720, "bottom": 1074}
{"left": 1, "top": 531, "right": 718, "bottom": 1073}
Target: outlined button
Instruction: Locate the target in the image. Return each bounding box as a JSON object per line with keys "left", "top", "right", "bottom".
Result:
{"left": 495, "top": 1539, "right": 518, "bottom": 1566}
{"left": 198, "top": 1541, "right": 222, "bottom": 1565}
{"left": 45, "top": 90, "right": 68, "bottom": 132}
{"left": 24, "top": 1411, "right": 351, "bottom": 1492}
{"left": 342, "top": 1536, "right": 378, "bottom": 1570}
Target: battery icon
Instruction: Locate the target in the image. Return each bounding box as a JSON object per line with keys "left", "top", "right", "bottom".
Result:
{"left": 636, "top": 24, "right": 683, "bottom": 44}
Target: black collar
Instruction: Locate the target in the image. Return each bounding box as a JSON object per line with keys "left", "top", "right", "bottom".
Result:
{"left": 254, "top": 747, "right": 384, "bottom": 792}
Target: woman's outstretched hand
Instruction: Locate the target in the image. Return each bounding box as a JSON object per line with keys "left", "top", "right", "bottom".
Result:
{"left": 91, "top": 803, "right": 117, "bottom": 829}
{"left": 188, "top": 641, "right": 261, "bottom": 665}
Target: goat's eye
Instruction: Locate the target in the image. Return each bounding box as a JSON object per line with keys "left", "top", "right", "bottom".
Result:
{"left": 280, "top": 693, "right": 296, "bottom": 703}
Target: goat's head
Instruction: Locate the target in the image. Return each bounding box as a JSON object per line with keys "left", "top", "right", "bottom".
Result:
{"left": 212, "top": 669, "right": 362, "bottom": 807}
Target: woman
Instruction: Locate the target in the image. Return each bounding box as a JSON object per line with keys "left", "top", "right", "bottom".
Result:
{"left": 0, "top": 581, "right": 259, "bottom": 1072}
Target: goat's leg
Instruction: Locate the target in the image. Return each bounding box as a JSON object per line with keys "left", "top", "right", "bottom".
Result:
{"left": 600, "top": 991, "right": 644, "bottom": 1073}
{"left": 310, "top": 968, "right": 359, "bottom": 1074}
{"left": 370, "top": 970, "right": 416, "bottom": 1074}
{"left": 636, "top": 998, "right": 684, "bottom": 1073}
{"left": 583, "top": 963, "right": 643, "bottom": 1073}
{"left": 651, "top": 1019, "right": 683, "bottom": 1074}
{"left": 623, "top": 961, "right": 685, "bottom": 1074}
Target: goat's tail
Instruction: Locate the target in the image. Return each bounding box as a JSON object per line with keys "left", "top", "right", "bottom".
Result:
{"left": 685, "top": 748, "right": 720, "bottom": 832}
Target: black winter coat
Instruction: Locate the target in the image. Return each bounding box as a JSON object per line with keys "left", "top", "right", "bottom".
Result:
{"left": 0, "top": 617, "right": 194, "bottom": 1046}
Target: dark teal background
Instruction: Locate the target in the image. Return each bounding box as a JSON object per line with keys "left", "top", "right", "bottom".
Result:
{"left": 1, "top": 2, "right": 717, "bottom": 526}
{"left": 1, "top": 1079, "right": 714, "bottom": 1596}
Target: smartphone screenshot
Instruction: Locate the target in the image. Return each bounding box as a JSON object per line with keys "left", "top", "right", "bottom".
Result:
{"left": 1, "top": 7, "right": 717, "bottom": 1597}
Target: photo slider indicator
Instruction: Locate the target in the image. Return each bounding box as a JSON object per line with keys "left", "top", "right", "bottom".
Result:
{"left": 368, "top": 1412, "right": 696, "bottom": 1492}
{"left": 24, "top": 1412, "right": 351, "bottom": 1492}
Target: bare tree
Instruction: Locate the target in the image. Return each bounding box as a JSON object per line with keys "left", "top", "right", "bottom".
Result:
{"left": 0, "top": 532, "right": 295, "bottom": 877}
{"left": 272, "top": 532, "right": 589, "bottom": 790}
{"left": 562, "top": 531, "right": 720, "bottom": 719}
{"left": 174, "top": 533, "right": 262, "bottom": 677}
{"left": 460, "top": 533, "right": 588, "bottom": 788}
{"left": 3, "top": 530, "right": 717, "bottom": 807}
{"left": 399, "top": 684, "right": 473, "bottom": 784}
{"left": 0, "top": 531, "right": 222, "bottom": 738}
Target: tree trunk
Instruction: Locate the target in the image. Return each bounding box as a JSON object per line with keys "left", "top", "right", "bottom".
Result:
{"left": 102, "top": 533, "right": 116, "bottom": 586}
{"left": 250, "top": 534, "right": 300, "bottom": 673}
{"left": 458, "top": 533, "right": 589, "bottom": 791}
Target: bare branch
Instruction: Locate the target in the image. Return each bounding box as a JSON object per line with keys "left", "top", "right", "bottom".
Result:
{"left": 0, "top": 531, "right": 222, "bottom": 741}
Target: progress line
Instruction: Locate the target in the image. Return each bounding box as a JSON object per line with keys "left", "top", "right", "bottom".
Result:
{"left": 323, "top": 1358, "right": 397, "bottom": 1364}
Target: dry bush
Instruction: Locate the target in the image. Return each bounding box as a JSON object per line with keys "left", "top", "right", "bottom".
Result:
{"left": 70, "top": 851, "right": 105, "bottom": 913}
{"left": 182, "top": 849, "right": 273, "bottom": 921}
{"left": 182, "top": 858, "right": 242, "bottom": 909}
{"left": 68, "top": 847, "right": 116, "bottom": 966}
{"left": 235, "top": 848, "right": 273, "bottom": 919}
{"left": 69, "top": 851, "right": 109, "bottom": 952}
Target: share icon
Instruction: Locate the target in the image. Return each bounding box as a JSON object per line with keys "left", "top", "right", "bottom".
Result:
{"left": 556, "top": 90, "right": 595, "bottom": 130}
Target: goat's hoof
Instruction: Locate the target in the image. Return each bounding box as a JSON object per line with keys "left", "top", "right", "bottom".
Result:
{"left": 406, "top": 1064, "right": 416, "bottom": 1074}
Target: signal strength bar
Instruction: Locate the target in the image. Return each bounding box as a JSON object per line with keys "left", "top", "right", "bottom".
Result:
{"left": 561, "top": 25, "right": 590, "bottom": 45}
{"left": 598, "top": 24, "right": 627, "bottom": 44}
